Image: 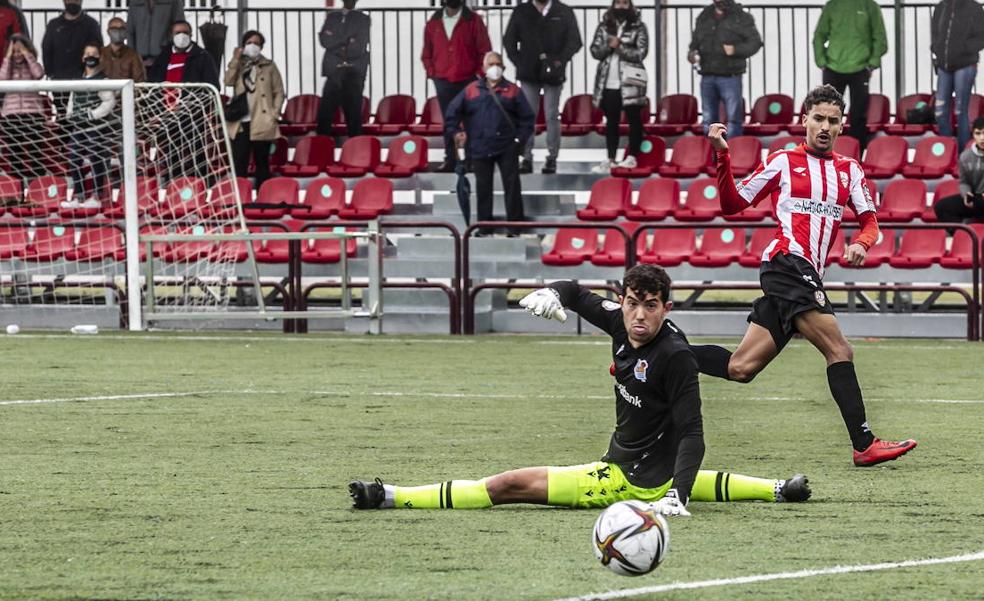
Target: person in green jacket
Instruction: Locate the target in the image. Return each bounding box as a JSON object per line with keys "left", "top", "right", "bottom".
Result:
{"left": 813, "top": 0, "right": 887, "bottom": 152}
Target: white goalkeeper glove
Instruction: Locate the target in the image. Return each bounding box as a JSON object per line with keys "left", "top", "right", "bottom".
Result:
{"left": 651, "top": 489, "right": 691, "bottom": 517}
{"left": 518, "top": 288, "right": 567, "bottom": 323}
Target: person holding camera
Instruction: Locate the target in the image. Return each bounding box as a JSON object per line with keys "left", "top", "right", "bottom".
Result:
{"left": 503, "top": 0, "right": 582, "bottom": 175}
{"left": 445, "top": 52, "right": 534, "bottom": 235}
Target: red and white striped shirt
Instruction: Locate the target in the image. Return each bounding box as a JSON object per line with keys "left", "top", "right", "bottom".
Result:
{"left": 722, "top": 143, "right": 877, "bottom": 277}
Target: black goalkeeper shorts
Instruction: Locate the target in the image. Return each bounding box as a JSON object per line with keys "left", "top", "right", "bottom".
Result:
{"left": 747, "top": 252, "right": 835, "bottom": 351}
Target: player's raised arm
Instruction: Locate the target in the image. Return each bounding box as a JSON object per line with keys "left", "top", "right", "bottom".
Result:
{"left": 709, "top": 122, "right": 781, "bottom": 215}
{"left": 519, "top": 281, "right": 622, "bottom": 335}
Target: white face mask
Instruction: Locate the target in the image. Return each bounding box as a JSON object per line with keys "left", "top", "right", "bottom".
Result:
{"left": 486, "top": 65, "right": 503, "bottom": 81}
{"left": 173, "top": 33, "right": 191, "bottom": 50}
{"left": 243, "top": 43, "right": 261, "bottom": 59}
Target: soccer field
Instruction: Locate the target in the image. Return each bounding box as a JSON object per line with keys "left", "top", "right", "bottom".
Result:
{"left": 1, "top": 332, "right": 982, "bottom": 600}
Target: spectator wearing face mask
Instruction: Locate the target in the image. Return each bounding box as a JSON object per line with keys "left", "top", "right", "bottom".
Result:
{"left": 126, "top": 0, "right": 185, "bottom": 64}
{"left": 62, "top": 42, "right": 117, "bottom": 211}
{"left": 147, "top": 20, "right": 219, "bottom": 88}
{"left": 101, "top": 17, "right": 145, "bottom": 82}
{"left": 0, "top": 33, "right": 47, "bottom": 184}
{"left": 224, "top": 30, "right": 285, "bottom": 188}
{"left": 41, "top": 0, "right": 102, "bottom": 117}
{"left": 315, "top": 0, "right": 370, "bottom": 138}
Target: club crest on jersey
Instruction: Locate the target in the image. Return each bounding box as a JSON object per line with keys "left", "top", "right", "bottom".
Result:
{"left": 633, "top": 359, "right": 649, "bottom": 382}
{"left": 602, "top": 300, "right": 620, "bottom": 311}
{"left": 839, "top": 171, "right": 849, "bottom": 189}
{"left": 815, "top": 290, "right": 827, "bottom": 306}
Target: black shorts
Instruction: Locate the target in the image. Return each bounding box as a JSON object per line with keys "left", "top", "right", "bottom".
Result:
{"left": 747, "top": 253, "right": 835, "bottom": 350}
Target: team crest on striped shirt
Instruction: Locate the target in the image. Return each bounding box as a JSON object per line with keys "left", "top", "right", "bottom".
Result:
{"left": 634, "top": 359, "right": 649, "bottom": 382}
{"left": 839, "top": 171, "right": 849, "bottom": 189}
{"left": 815, "top": 290, "right": 827, "bottom": 306}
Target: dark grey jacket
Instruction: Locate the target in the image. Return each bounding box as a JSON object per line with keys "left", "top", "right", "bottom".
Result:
{"left": 503, "top": 0, "right": 583, "bottom": 84}
{"left": 320, "top": 9, "right": 370, "bottom": 78}
{"left": 959, "top": 146, "right": 984, "bottom": 197}
{"left": 590, "top": 17, "right": 648, "bottom": 107}
{"left": 688, "top": 1, "right": 762, "bottom": 76}
{"left": 41, "top": 12, "right": 102, "bottom": 80}
{"left": 931, "top": 0, "right": 984, "bottom": 72}
{"left": 127, "top": 0, "right": 186, "bottom": 59}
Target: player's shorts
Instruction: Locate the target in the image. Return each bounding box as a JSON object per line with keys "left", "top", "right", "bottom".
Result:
{"left": 748, "top": 252, "right": 835, "bottom": 351}
{"left": 546, "top": 461, "right": 672, "bottom": 509}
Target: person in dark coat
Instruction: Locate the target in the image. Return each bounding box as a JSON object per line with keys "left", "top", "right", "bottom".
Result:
{"left": 445, "top": 52, "right": 535, "bottom": 235}
{"left": 41, "top": 0, "right": 102, "bottom": 117}
{"left": 503, "top": 0, "right": 582, "bottom": 174}
{"left": 147, "top": 20, "right": 219, "bottom": 88}
{"left": 315, "top": 0, "right": 370, "bottom": 138}
{"left": 931, "top": 0, "right": 984, "bottom": 150}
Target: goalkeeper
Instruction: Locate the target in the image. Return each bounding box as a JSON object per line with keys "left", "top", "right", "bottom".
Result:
{"left": 349, "top": 264, "right": 809, "bottom": 515}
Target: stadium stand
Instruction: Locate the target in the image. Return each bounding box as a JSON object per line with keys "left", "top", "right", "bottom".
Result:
{"left": 541, "top": 228, "right": 598, "bottom": 266}
{"left": 647, "top": 94, "right": 698, "bottom": 136}
{"left": 743, "top": 93, "right": 795, "bottom": 136}
{"left": 326, "top": 136, "right": 381, "bottom": 177}
{"left": 625, "top": 177, "right": 679, "bottom": 221}
{"left": 576, "top": 177, "right": 632, "bottom": 221}
{"left": 280, "top": 135, "right": 335, "bottom": 177}
{"left": 409, "top": 96, "right": 444, "bottom": 136}
{"left": 280, "top": 94, "right": 320, "bottom": 136}
{"left": 676, "top": 178, "right": 722, "bottom": 221}
{"left": 611, "top": 136, "right": 665, "bottom": 177}
{"left": 658, "top": 135, "right": 711, "bottom": 177}
{"left": 337, "top": 177, "right": 394, "bottom": 219}
{"left": 560, "top": 94, "right": 601, "bottom": 136}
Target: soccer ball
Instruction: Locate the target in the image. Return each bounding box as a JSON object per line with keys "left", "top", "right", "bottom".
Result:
{"left": 592, "top": 500, "right": 670, "bottom": 576}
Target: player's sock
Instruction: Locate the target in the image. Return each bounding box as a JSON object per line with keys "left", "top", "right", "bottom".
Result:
{"left": 689, "top": 470, "right": 776, "bottom": 502}
{"left": 690, "top": 345, "right": 732, "bottom": 380}
{"left": 391, "top": 480, "right": 492, "bottom": 509}
{"left": 827, "top": 361, "right": 876, "bottom": 452}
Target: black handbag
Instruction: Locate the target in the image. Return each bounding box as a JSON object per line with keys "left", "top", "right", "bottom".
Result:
{"left": 539, "top": 57, "right": 565, "bottom": 86}
{"left": 906, "top": 104, "right": 934, "bottom": 125}
{"left": 223, "top": 93, "right": 249, "bottom": 122}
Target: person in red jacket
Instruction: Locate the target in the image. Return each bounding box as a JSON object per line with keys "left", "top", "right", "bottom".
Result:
{"left": 421, "top": 0, "right": 491, "bottom": 172}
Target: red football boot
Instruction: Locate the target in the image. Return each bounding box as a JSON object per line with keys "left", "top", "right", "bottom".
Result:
{"left": 853, "top": 438, "right": 918, "bottom": 467}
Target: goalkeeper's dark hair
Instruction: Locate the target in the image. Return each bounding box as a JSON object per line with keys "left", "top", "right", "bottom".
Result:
{"left": 622, "top": 264, "right": 672, "bottom": 303}
{"left": 803, "top": 84, "right": 846, "bottom": 114}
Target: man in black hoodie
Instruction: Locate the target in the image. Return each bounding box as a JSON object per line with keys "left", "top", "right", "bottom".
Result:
{"left": 41, "top": 0, "right": 102, "bottom": 117}
{"left": 931, "top": 0, "right": 984, "bottom": 150}
{"left": 503, "top": 0, "right": 582, "bottom": 175}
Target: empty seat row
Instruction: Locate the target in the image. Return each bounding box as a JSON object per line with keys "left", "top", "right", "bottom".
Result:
{"left": 276, "top": 135, "right": 428, "bottom": 178}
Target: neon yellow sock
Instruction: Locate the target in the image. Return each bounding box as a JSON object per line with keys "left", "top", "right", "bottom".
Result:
{"left": 393, "top": 479, "right": 492, "bottom": 509}
{"left": 689, "top": 470, "right": 776, "bottom": 502}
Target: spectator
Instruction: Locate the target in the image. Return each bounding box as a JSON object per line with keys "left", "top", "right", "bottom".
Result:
{"left": 421, "top": 0, "right": 491, "bottom": 173}
{"left": 41, "top": 0, "right": 102, "bottom": 117}
{"left": 0, "top": 0, "right": 30, "bottom": 60}
{"left": 0, "top": 34, "right": 47, "bottom": 184}
{"left": 127, "top": 0, "right": 185, "bottom": 64}
{"left": 504, "top": 0, "right": 582, "bottom": 175}
{"left": 224, "top": 30, "right": 285, "bottom": 188}
{"left": 933, "top": 117, "right": 984, "bottom": 225}
{"left": 687, "top": 0, "right": 762, "bottom": 137}
{"left": 315, "top": 0, "right": 370, "bottom": 138}
{"left": 101, "top": 17, "right": 146, "bottom": 83}
{"left": 813, "top": 0, "right": 887, "bottom": 153}
{"left": 147, "top": 20, "right": 219, "bottom": 88}
{"left": 931, "top": 0, "right": 984, "bottom": 151}
{"left": 62, "top": 42, "right": 116, "bottom": 211}
{"left": 589, "top": 0, "right": 648, "bottom": 173}
{"left": 445, "top": 51, "right": 534, "bottom": 235}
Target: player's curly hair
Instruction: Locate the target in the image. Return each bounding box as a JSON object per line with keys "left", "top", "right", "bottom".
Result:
{"left": 803, "top": 84, "right": 846, "bottom": 113}
{"left": 622, "top": 264, "right": 672, "bottom": 303}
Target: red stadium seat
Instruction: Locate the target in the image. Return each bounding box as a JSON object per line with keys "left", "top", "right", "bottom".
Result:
{"left": 560, "top": 94, "right": 603, "bottom": 136}
{"left": 865, "top": 94, "right": 891, "bottom": 133}
{"left": 409, "top": 96, "right": 444, "bottom": 136}
{"left": 577, "top": 177, "right": 631, "bottom": 221}
{"left": 338, "top": 177, "right": 393, "bottom": 219}
{"left": 280, "top": 94, "right": 320, "bottom": 136}
{"left": 293, "top": 177, "right": 346, "bottom": 219}
{"left": 0, "top": 227, "right": 29, "bottom": 259}
{"left": 65, "top": 227, "right": 124, "bottom": 262}
{"left": 768, "top": 136, "right": 802, "bottom": 155}
{"left": 332, "top": 96, "right": 371, "bottom": 135}
{"left": 13, "top": 176, "right": 67, "bottom": 217}
{"left": 158, "top": 177, "right": 208, "bottom": 219}
{"left": 301, "top": 226, "right": 359, "bottom": 264}
{"left": 625, "top": 178, "right": 679, "bottom": 221}
{"left": 541, "top": 228, "right": 597, "bottom": 266}
{"left": 245, "top": 177, "right": 299, "bottom": 220}
{"left": 206, "top": 177, "right": 252, "bottom": 220}
{"left": 375, "top": 135, "right": 428, "bottom": 177}
{"left": 888, "top": 229, "right": 947, "bottom": 268}
{"left": 103, "top": 177, "right": 160, "bottom": 218}
{"left": 876, "top": 179, "right": 927, "bottom": 223}
{"left": 590, "top": 222, "right": 648, "bottom": 267}
{"left": 326, "top": 136, "right": 381, "bottom": 177}
{"left": 159, "top": 226, "right": 217, "bottom": 263}
{"left": 0, "top": 175, "right": 23, "bottom": 213}
{"left": 281, "top": 135, "right": 335, "bottom": 177}
{"left": 925, "top": 179, "right": 961, "bottom": 222}
{"left": 251, "top": 224, "right": 293, "bottom": 264}
{"left": 787, "top": 100, "right": 809, "bottom": 136}
{"left": 658, "top": 136, "right": 711, "bottom": 177}
{"left": 639, "top": 228, "right": 697, "bottom": 267}
{"left": 824, "top": 229, "right": 846, "bottom": 267}
{"left": 611, "top": 136, "right": 665, "bottom": 178}
{"left": 839, "top": 229, "right": 894, "bottom": 268}
{"left": 676, "top": 177, "right": 722, "bottom": 221}
{"left": 861, "top": 136, "right": 908, "bottom": 178}
{"left": 833, "top": 135, "right": 860, "bottom": 160}
{"left": 364, "top": 94, "right": 417, "bottom": 135}
{"left": 902, "top": 136, "right": 957, "bottom": 179}
{"left": 21, "top": 226, "right": 76, "bottom": 261}
{"left": 707, "top": 135, "right": 761, "bottom": 177}
{"left": 884, "top": 94, "right": 935, "bottom": 135}
{"left": 647, "top": 94, "right": 698, "bottom": 136}
{"left": 941, "top": 224, "right": 984, "bottom": 269}
{"left": 690, "top": 227, "right": 746, "bottom": 267}
{"left": 743, "top": 94, "right": 795, "bottom": 135}
{"left": 739, "top": 227, "right": 777, "bottom": 267}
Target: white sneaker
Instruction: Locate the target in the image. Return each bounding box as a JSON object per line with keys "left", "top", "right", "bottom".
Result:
{"left": 60, "top": 199, "right": 80, "bottom": 209}
{"left": 616, "top": 155, "right": 638, "bottom": 169}
{"left": 591, "top": 159, "right": 613, "bottom": 174}
{"left": 80, "top": 198, "right": 102, "bottom": 210}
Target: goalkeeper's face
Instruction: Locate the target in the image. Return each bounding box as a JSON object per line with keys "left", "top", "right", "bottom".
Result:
{"left": 620, "top": 288, "right": 671, "bottom": 347}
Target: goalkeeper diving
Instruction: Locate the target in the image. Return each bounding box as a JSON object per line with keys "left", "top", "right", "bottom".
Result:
{"left": 348, "top": 265, "right": 809, "bottom": 515}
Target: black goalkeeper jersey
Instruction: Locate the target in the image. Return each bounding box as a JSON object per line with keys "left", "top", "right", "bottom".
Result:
{"left": 549, "top": 281, "right": 705, "bottom": 501}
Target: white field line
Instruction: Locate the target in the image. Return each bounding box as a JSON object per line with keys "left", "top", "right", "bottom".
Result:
{"left": 0, "top": 390, "right": 275, "bottom": 406}
{"left": 2, "top": 333, "right": 475, "bottom": 344}
{"left": 552, "top": 550, "right": 984, "bottom": 601}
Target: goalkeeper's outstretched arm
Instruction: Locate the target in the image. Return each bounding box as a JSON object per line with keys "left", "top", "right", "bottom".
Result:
{"left": 519, "top": 281, "right": 622, "bottom": 336}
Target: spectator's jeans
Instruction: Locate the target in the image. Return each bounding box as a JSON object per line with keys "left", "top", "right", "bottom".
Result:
{"left": 936, "top": 65, "right": 977, "bottom": 150}
{"left": 70, "top": 127, "right": 110, "bottom": 199}
{"left": 600, "top": 89, "right": 643, "bottom": 160}
{"left": 700, "top": 75, "right": 744, "bottom": 136}
{"left": 231, "top": 121, "right": 273, "bottom": 188}
{"left": 433, "top": 78, "right": 470, "bottom": 164}
{"left": 519, "top": 80, "right": 562, "bottom": 163}
{"left": 822, "top": 68, "right": 870, "bottom": 151}
{"left": 472, "top": 144, "right": 525, "bottom": 227}
{"left": 316, "top": 69, "right": 366, "bottom": 138}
